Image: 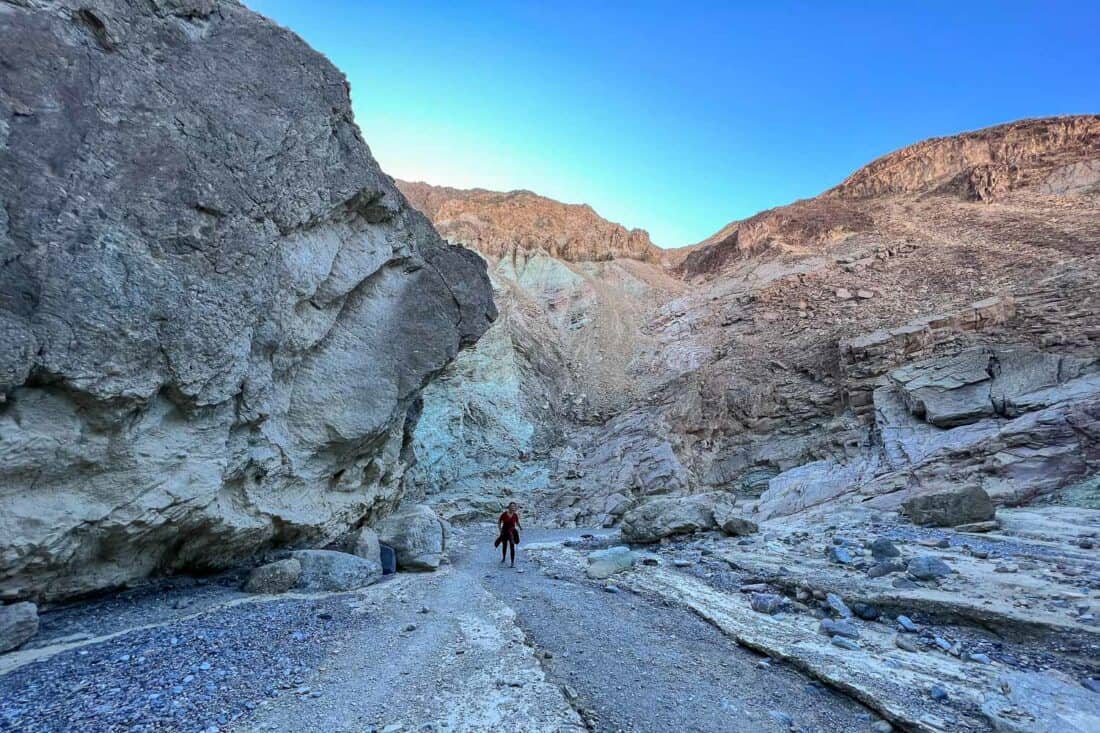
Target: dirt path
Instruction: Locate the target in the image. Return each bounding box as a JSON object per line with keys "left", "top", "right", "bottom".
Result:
{"left": 2, "top": 528, "right": 884, "bottom": 733}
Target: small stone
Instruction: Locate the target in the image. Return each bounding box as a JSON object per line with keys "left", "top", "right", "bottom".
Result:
{"left": 835, "top": 288, "right": 853, "bottom": 300}
{"left": 995, "top": 563, "right": 1019, "bottom": 573}
{"left": 896, "top": 615, "right": 920, "bottom": 633}
{"left": 767, "top": 710, "right": 794, "bottom": 727}
{"left": 419, "top": 606, "right": 430, "bottom": 614}
{"left": 867, "top": 561, "right": 904, "bottom": 578}
{"left": 872, "top": 722, "right": 893, "bottom": 733}
{"left": 892, "top": 578, "right": 919, "bottom": 589}
{"left": 750, "top": 593, "right": 786, "bottom": 615}
{"left": 852, "top": 603, "right": 880, "bottom": 621}
{"left": 403, "top": 623, "right": 417, "bottom": 633}
{"left": 603, "top": 585, "right": 620, "bottom": 594}
{"left": 907, "top": 556, "right": 952, "bottom": 580}
{"left": 827, "top": 546, "right": 855, "bottom": 564}
{"left": 870, "top": 538, "right": 900, "bottom": 560}
{"left": 895, "top": 635, "right": 921, "bottom": 652}
{"left": 967, "top": 652, "right": 991, "bottom": 664}
{"left": 1080, "top": 539, "right": 1095, "bottom": 550}
{"left": 832, "top": 637, "right": 861, "bottom": 651}
{"left": 641, "top": 557, "right": 660, "bottom": 566}
{"left": 933, "top": 637, "right": 952, "bottom": 652}
{"left": 929, "top": 685, "right": 949, "bottom": 702}
{"left": 1083, "top": 678, "right": 1100, "bottom": 693}
{"left": 820, "top": 619, "right": 861, "bottom": 639}
{"left": 856, "top": 289, "right": 874, "bottom": 299}
{"left": 825, "top": 593, "right": 852, "bottom": 618}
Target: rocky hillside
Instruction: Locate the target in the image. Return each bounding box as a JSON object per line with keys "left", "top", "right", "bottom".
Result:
{"left": 394, "top": 180, "right": 680, "bottom": 519}
{"left": 402, "top": 115, "right": 1100, "bottom": 529}
{"left": 0, "top": 0, "right": 494, "bottom": 602}
{"left": 397, "top": 181, "right": 663, "bottom": 263}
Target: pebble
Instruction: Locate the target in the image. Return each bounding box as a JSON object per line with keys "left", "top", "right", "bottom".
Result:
{"left": 870, "top": 538, "right": 900, "bottom": 560}
{"left": 867, "top": 560, "right": 904, "bottom": 578}
{"left": 750, "top": 593, "right": 786, "bottom": 615}
{"left": 603, "top": 585, "right": 620, "bottom": 594}
{"left": 929, "top": 685, "right": 949, "bottom": 702}
{"left": 767, "top": 710, "right": 794, "bottom": 727}
{"left": 827, "top": 546, "right": 855, "bottom": 564}
{"left": 1083, "top": 678, "right": 1100, "bottom": 693}
{"left": 403, "top": 624, "right": 417, "bottom": 632}
{"left": 966, "top": 652, "right": 991, "bottom": 664}
{"left": 872, "top": 722, "right": 893, "bottom": 733}
{"left": 907, "top": 556, "right": 952, "bottom": 580}
{"left": 825, "top": 593, "right": 853, "bottom": 618}
{"left": 894, "top": 635, "right": 921, "bottom": 652}
{"left": 831, "top": 637, "right": 861, "bottom": 651}
{"left": 896, "top": 615, "right": 919, "bottom": 633}
{"left": 852, "top": 603, "right": 880, "bottom": 621}
{"left": 819, "top": 619, "right": 861, "bottom": 639}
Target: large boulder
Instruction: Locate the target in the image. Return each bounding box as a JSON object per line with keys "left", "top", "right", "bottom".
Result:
{"left": 585, "top": 546, "right": 636, "bottom": 579}
{"left": 351, "top": 527, "right": 383, "bottom": 568}
{"left": 0, "top": 0, "right": 494, "bottom": 602}
{"left": 290, "top": 550, "right": 381, "bottom": 592}
{"left": 375, "top": 505, "right": 447, "bottom": 570}
{"left": 243, "top": 558, "right": 301, "bottom": 595}
{"left": 620, "top": 493, "right": 737, "bottom": 543}
{"left": 902, "top": 484, "right": 995, "bottom": 527}
{"left": 0, "top": 601, "right": 38, "bottom": 653}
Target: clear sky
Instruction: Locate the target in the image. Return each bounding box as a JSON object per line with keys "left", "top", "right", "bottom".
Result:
{"left": 246, "top": 1, "right": 1098, "bottom": 247}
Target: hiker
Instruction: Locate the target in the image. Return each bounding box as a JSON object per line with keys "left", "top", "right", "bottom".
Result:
{"left": 495, "top": 502, "right": 521, "bottom": 567}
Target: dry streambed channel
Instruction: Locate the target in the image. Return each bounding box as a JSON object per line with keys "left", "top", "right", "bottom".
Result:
{"left": 1, "top": 517, "right": 1098, "bottom": 733}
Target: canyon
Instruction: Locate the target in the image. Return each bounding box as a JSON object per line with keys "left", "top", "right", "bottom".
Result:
{"left": 0, "top": 2, "right": 1097, "bottom": 732}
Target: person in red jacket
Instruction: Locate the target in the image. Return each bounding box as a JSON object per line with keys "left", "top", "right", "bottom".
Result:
{"left": 495, "top": 502, "right": 521, "bottom": 567}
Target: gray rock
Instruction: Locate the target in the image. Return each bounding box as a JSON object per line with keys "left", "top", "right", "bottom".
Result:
{"left": 955, "top": 520, "right": 1000, "bottom": 533}
{"left": 907, "top": 556, "right": 953, "bottom": 580}
{"left": 0, "top": 602, "right": 39, "bottom": 653}
{"left": 750, "top": 593, "right": 787, "bottom": 615}
{"left": 585, "top": 546, "right": 636, "bottom": 579}
{"left": 0, "top": 0, "right": 494, "bottom": 603}
{"left": 867, "top": 560, "right": 905, "bottom": 578}
{"left": 871, "top": 538, "right": 901, "bottom": 560}
{"left": 711, "top": 503, "right": 759, "bottom": 537}
{"left": 981, "top": 671, "right": 1100, "bottom": 732}
{"left": 827, "top": 546, "right": 855, "bottom": 564}
{"left": 290, "top": 550, "right": 381, "bottom": 592}
{"left": 820, "top": 619, "right": 861, "bottom": 639}
{"left": 872, "top": 722, "right": 894, "bottom": 733}
{"left": 825, "top": 593, "right": 853, "bottom": 618}
{"left": 831, "top": 637, "right": 861, "bottom": 651}
{"left": 243, "top": 559, "right": 302, "bottom": 595}
{"left": 351, "top": 528, "right": 382, "bottom": 568}
{"left": 619, "top": 493, "right": 731, "bottom": 543}
{"left": 894, "top": 635, "right": 922, "bottom": 652}
{"left": 852, "top": 603, "right": 880, "bottom": 621}
{"left": 902, "top": 484, "right": 995, "bottom": 527}
{"left": 376, "top": 505, "right": 447, "bottom": 571}
{"left": 929, "top": 685, "right": 949, "bottom": 702}
{"left": 896, "top": 615, "right": 920, "bottom": 633}
{"left": 967, "top": 652, "right": 992, "bottom": 664}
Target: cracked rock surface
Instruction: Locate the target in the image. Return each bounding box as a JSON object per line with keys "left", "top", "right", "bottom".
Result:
{"left": 0, "top": 0, "right": 495, "bottom": 603}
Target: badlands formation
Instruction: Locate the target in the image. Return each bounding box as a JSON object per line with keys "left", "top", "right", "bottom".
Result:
{"left": 0, "top": 2, "right": 1098, "bottom": 732}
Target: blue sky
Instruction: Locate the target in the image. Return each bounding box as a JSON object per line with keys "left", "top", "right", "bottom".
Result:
{"left": 247, "top": 1, "right": 1099, "bottom": 246}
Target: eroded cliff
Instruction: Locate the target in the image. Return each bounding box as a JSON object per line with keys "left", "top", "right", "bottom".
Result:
{"left": 0, "top": 0, "right": 495, "bottom": 602}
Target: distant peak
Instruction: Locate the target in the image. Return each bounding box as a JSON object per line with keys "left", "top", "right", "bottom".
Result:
{"left": 395, "top": 179, "right": 661, "bottom": 263}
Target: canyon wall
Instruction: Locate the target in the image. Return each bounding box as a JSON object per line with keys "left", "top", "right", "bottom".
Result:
{"left": 403, "top": 116, "right": 1100, "bottom": 528}
{"left": 0, "top": 0, "right": 495, "bottom": 602}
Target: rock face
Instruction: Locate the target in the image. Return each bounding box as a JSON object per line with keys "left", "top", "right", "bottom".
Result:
{"left": 400, "top": 116, "right": 1100, "bottom": 533}
{"left": 0, "top": 0, "right": 494, "bottom": 602}
{"left": 375, "top": 504, "right": 447, "bottom": 571}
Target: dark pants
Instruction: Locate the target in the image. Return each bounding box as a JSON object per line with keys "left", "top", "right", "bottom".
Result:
{"left": 496, "top": 528, "right": 519, "bottom": 562}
